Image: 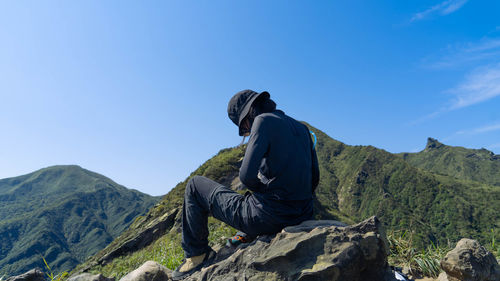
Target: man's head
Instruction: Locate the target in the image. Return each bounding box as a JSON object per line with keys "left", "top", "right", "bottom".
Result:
{"left": 227, "top": 89, "right": 275, "bottom": 136}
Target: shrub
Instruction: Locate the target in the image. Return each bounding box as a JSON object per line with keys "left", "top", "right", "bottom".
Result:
{"left": 387, "top": 230, "right": 450, "bottom": 278}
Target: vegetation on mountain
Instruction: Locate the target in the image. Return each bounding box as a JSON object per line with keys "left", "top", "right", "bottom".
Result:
{"left": 309, "top": 125, "right": 499, "bottom": 249}
{"left": 398, "top": 137, "right": 500, "bottom": 186}
{"left": 0, "top": 165, "right": 159, "bottom": 277}
{"left": 72, "top": 124, "right": 498, "bottom": 279}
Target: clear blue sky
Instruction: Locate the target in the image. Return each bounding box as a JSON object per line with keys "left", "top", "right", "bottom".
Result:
{"left": 1, "top": 1, "right": 499, "bottom": 195}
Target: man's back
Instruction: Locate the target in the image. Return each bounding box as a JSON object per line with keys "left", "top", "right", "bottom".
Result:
{"left": 240, "top": 109, "right": 319, "bottom": 202}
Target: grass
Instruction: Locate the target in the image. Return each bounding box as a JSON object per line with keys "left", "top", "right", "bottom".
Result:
{"left": 82, "top": 218, "right": 235, "bottom": 280}
{"left": 86, "top": 233, "right": 184, "bottom": 280}
{"left": 42, "top": 255, "right": 68, "bottom": 281}
{"left": 488, "top": 229, "right": 500, "bottom": 261}
{"left": 387, "top": 230, "right": 450, "bottom": 278}
{"left": 388, "top": 228, "right": 500, "bottom": 278}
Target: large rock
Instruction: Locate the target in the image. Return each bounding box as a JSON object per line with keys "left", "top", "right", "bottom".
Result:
{"left": 119, "top": 261, "right": 171, "bottom": 281}
{"left": 5, "top": 269, "right": 45, "bottom": 281}
{"left": 440, "top": 238, "right": 500, "bottom": 281}
{"left": 99, "top": 208, "right": 179, "bottom": 266}
{"left": 67, "top": 273, "right": 115, "bottom": 281}
{"left": 188, "top": 216, "right": 395, "bottom": 281}
{"left": 78, "top": 208, "right": 180, "bottom": 274}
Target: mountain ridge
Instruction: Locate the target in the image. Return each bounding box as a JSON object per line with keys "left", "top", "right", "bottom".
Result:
{"left": 398, "top": 137, "right": 500, "bottom": 186}
{"left": 0, "top": 165, "right": 159, "bottom": 277}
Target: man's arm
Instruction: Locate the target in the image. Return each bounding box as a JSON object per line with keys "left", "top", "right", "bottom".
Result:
{"left": 239, "top": 116, "right": 269, "bottom": 192}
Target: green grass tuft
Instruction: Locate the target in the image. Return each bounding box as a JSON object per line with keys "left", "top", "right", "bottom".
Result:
{"left": 42, "top": 255, "right": 69, "bottom": 281}
{"left": 488, "top": 229, "right": 500, "bottom": 260}
{"left": 387, "top": 230, "right": 450, "bottom": 278}
{"left": 86, "top": 233, "right": 183, "bottom": 280}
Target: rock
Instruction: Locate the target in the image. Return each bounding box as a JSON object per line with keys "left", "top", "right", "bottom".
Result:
{"left": 119, "top": 261, "right": 171, "bottom": 281}
{"left": 417, "top": 278, "right": 438, "bottom": 281}
{"left": 401, "top": 265, "right": 411, "bottom": 276}
{"left": 99, "top": 208, "right": 179, "bottom": 265}
{"left": 188, "top": 216, "right": 395, "bottom": 281}
{"left": 440, "top": 238, "right": 500, "bottom": 281}
{"left": 5, "top": 269, "right": 45, "bottom": 281}
{"left": 425, "top": 137, "right": 444, "bottom": 150}
{"left": 67, "top": 273, "right": 115, "bottom": 281}
{"left": 437, "top": 272, "right": 449, "bottom": 281}
{"left": 282, "top": 220, "right": 347, "bottom": 232}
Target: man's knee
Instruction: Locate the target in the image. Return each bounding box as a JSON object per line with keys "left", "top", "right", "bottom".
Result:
{"left": 185, "top": 175, "right": 204, "bottom": 195}
{"left": 185, "top": 176, "right": 197, "bottom": 194}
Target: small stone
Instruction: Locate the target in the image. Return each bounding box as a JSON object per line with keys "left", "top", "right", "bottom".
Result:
{"left": 119, "top": 261, "right": 171, "bottom": 281}
{"left": 437, "top": 272, "right": 449, "bottom": 281}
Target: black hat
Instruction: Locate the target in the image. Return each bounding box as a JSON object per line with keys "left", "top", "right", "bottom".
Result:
{"left": 227, "top": 89, "right": 270, "bottom": 136}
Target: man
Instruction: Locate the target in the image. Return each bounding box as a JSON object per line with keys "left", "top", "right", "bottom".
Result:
{"left": 172, "top": 89, "right": 319, "bottom": 280}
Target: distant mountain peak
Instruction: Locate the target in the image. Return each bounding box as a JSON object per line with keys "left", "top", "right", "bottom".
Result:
{"left": 42, "top": 164, "right": 83, "bottom": 170}
{"left": 0, "top": 166, "right": 159, "bottom": 277}
{"left": 425, "top": 137, "right": 444, "bottom": 151}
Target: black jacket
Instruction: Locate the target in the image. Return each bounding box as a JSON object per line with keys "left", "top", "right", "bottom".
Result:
{"left": 240, "top": 110, "right": 319, "bottom": 217}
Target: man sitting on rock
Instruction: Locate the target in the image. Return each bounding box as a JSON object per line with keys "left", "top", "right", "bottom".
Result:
{"left": 172, "top": 89, "right": 320, "bottom": 280}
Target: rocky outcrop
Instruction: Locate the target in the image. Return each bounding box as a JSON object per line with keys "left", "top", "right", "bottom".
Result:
{"left": 75, "top": 216, "right": 395, "bottom": 281}
{"left": 101, "top": 208, "right": 179, "bottom": 265}
{"left": 5, "top": 269, "right": 45, "bottom": 281}
{"left": 425, "top": 137, "right": 444, "bottom": 150}
{"left": 118, "top": 261, "right": 171, "bottom": 281}
{"left": 185, "top": 216, "right": 394, "bottom": 281}
{"left": 439, "top": 238, "right": 500, "bottom": 281}
{"left": 77, "top": 207, "right": 179, "bottom": 274}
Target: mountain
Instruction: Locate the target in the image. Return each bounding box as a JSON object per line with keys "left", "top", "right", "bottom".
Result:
{"left": 309, "top": 127, "right": 499, "bottom": 247}
{"left": 398, "top": 137, "right": 500, "bottom": 186}
{"left": 74, "top": 124, "right": 499, "bottom": 279}
{"left": 0, "top": 165, "right": 159, "bottom": 277}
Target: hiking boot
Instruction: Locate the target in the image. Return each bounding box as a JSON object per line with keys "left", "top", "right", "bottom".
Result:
{"left": 172, "top": 248, "right": 216, "bottom": 280}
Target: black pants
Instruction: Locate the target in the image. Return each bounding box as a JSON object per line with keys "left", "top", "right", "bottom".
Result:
{"left": 181, "top": 176, "right": 311, "bottom": 258}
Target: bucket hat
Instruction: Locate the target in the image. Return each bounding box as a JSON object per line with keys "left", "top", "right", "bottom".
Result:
{"left": 227, "top": 89, "right": 270, "bottom": 136}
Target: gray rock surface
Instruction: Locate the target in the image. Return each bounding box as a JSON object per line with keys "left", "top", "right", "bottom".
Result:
{"left": 440, "top": 238, "right": 500, "bottom": 281}
{"left": 282, "top": 219, "right": 348, "bottom": 232}
{"left": 119, "top": 261, "right": 171, "bottom": 281}
{"left": 188, "top": 216, "right": 395, "bottom": 281}
{"left": 437, "top": 272, "right": 449, "bottom": 281}
{"left": 5, "top": 269, "right": 45, "bottom": 281}
{"left": 100, "top": 208, "right": 179, "bottom": 266}
{"left": 67, "top": 273, "right": 115, "bottom": 281}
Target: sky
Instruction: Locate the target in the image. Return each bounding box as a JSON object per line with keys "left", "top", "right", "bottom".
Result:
{"left": 1, "top": 1, "right": 499, "bottom": 196}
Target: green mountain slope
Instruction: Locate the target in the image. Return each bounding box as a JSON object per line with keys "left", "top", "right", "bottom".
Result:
{"left": 0, "top": 165, "right": 159, "bottom": 277}
{"left": 398, "top": 138, "right": 500, "bottom": 186}
{"left": 75, "top": 125, "right": 499, "bottom": 278}
{"left": 310, "top": 127, "right": 499, "bottom": 247}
